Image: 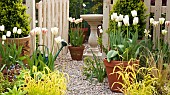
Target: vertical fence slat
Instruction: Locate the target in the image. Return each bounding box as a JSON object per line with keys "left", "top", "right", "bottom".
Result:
{"left": 154, "top": 0, "right": 162, "bottom": 44}
{"left": 47, "top": 0, "right": 52, "bottom": 50}
{"left": 51, "top": 0, "right": 55, "bottom": 28}
{"left": 38, "top": 1, "right": 43, "bottom": 46}
{"left": 59, "top": 0, "right": 63, "bottom": 37}
{"left": 55, "top": 0, "right": 59, "bottom": 27}
{"left": 144, "top": 0, "right": 151, "bottom": 30}
{"left": 166, "top": 0, "right": 170, "bottom": 45}
{"left": 102, "top": 0, "right": 110, "bottom": 57}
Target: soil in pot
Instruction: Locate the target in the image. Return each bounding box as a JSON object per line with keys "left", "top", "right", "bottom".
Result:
{"left": 68, "top": 45, "right": 85, "bottom": 61}
{"left": 103, "top": 59, "right": 139, "bottom": 92}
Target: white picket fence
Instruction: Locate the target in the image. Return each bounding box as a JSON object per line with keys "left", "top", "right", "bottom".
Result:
{"left": 26, "top": 0, "right": 69, "bottom": 54}
{"left": 103, "top": 0, "right": 170, "bottom": 46}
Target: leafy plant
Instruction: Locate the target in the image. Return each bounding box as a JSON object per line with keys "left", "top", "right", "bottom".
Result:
{"left": 111, "top": 62, "right": 158, "bottom": 94}
{"left": 2, "top": 85, "right": 27, "bottom": 95}
{"left": 110, "top": 0, "right": 147, "bottom": 38}
{"left": 83, "top": 51, "right": 106, "bottom": 83}
{"left": 0, "top": 43, "right": 26, "bottom": 70}
{"left": 0, "top": 0, "right": 30, "bottom": 38}
{"left": 19, "top": 66, "right": 69, "bottom": 95}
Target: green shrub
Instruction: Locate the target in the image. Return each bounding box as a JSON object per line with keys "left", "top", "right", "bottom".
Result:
{"left": 109, "top": 0, "right": 147, "bottom": 38}
{"left": 0, "top": 0, "right": 30, "bottom": 38}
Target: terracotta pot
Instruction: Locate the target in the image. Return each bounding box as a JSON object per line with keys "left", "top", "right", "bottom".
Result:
{"left": 103, "top": 58, "right": 139, "bottom": 92}
{"left": 0, "top": 35, "right": 31, "bottom": 64}
{"left": 68, "top": 45, "right": 85, "bottom": 61}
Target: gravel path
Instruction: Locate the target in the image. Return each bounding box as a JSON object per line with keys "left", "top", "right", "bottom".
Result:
{"left": 55, "top": 53, "right": 123, "bottom": 95}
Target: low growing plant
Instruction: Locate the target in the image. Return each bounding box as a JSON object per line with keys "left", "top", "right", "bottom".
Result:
{"left": 19, "top": 66, "right": 69, "bottom": 95}
{"left": 83, "top": 51, "right": 106, "bottom": 83}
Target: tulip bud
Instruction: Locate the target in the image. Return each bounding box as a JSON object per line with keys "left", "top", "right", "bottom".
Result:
{"left": 6, "top": 31, "right": 11, "bottom": 37}
{"left": 153, "top": 21, "right": 159, "bottom": 27}
{"left": 42, "top": 28, "right": 48, "bottom": 35}
{"left": 17, "top": 29, "right": 22, "bottom": 34}
{"left": 133, "top": 17, "right": 139, "bottom": 25}
{"left": 131, "top": 10, "right": 137, "bottom": 17}
{"left": 99, "top": 29, "right": 103, "bottom": 33}
{"left": 0, "top": 25, "right": 5, "bottom": 31}
{"left": 159, "top": 18, "right": 165, "bottom": 25}
{"left": 13, "top": 27, "right": 17, "bottom": 34}
{"left": 2, "top": 41, "right": 4, "bottom": 45}
{"left": 165, "top": 21, "right": 170, "bottom": 27}
{"left": 162, "top": 29, "right": 168, "bottom": 35}
{"left": 35, "top": 27, "right": 41, "bottom": 35}
{"left": 51, "top": 27, "right": 59, "bottom": 35}
{"left": 118, "top": 22, "right": 122, "bottom": 27}
{"left": 111, "top": 13, "right": 118, "bottom": 21}
{"left": 2, "top": 35, "right": 6, "bottom": 40}
{"left": 150, "top": 18, "right": 154, "bottom": 24}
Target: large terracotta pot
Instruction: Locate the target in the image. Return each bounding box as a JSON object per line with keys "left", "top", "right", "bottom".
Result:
{"left": 68, "top": 45, "right": 85, "bottom": 61}
{"left": 103, "top": 58, "right": 139, "bottom": 92}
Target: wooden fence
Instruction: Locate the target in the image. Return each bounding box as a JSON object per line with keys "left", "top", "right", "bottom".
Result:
{"left": 26, "top": 0, "right": 69, "bottom": 54}
{"left": 103, "top": 0, "right": 170, "bottom": 46}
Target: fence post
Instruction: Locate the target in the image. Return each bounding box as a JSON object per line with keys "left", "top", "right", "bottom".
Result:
{"left": 103, "top": 0, "right": 111, "bottom": 57}
{"left": 26, "top": 0, "right": 36, "bottom": 29}
{"left": 144, "top": 0, "right": 151, "bottom": 30}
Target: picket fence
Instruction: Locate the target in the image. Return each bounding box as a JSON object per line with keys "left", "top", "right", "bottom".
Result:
{"left": 26, "top": 0, "right": 69, "bottom": 54}
{"left": 103, "top": 0, "right": 170, "bottom": 46}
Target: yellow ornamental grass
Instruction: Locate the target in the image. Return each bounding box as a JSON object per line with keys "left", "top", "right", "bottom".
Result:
{"left": 20, "top": 66, "right": 69, "bottom": 95}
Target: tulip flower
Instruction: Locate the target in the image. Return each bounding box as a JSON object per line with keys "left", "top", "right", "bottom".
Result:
{"left": 162, "top": 29, "right": 168, "bottom": 35}
{"left": 118, "top": 22, "right": 122, "bottom": 27}
{"left": 51, "top": 27, "right": 59, "bottom": 35}
{"left": 2, "top": 41, "right": 4, "bottom": 45}
{"left": 68, "top": 17, "right": 73, "bottom": 22}
{"left": 42, "top": 28, "right": 48, "bottom": 35}
{"left": 152, "top": 21, "right": 159, "bottom": 27}
{"left": 98, "top": 26, "right": 102, "bottom": 29}
{"left": 118, "top": 14, "right": 123, "bottom": 22}
{"left": 123, "top": 17, "right": 129, "bottom": 26}
{"left": 6, "top": 31, "right": 11, "bottom": 37}
{"left": 165, "top": 21, "right": 170, "bottom": 27}
{"left": 13, "top": 27, "right": 17, "bottom": 34}
{"left": 133, "top": 17, "right": 139, "bottom": 25}
{"left": 144, "top": 29, "right": 151, "bottom": 38}
{"left": 150, "top": 18, "right": 154, "bottom": 24}
{"left": 55, "top": 36, "right": 62, "bottom": 44}
{"left": 35, "top": 27, "right": 41, "bottom": 35}
{"left": 2, "top": 35, "right": 6, "bottom": 40}
{"left": 0, "top": 25, "right": 5, "bottom": 31}
{"left": 17, "top": 29, "right": 22, "bottom": 34}
{"left": 30, "top": 28, "right": 36, "bottom": 36}
{"left": 159, "top": 18, "right": 165, "bottom": 25}
{"left": 83, "top": 3, "right": 86, "bottom": 7}
{"left": 99, "top": 29, "right": 103, "bottom": 33}
{"left": 131, "top": 10, "right": 137, "bottom": 17}
{"left": 111, "top": 13, "right": 118, "bottom": 21}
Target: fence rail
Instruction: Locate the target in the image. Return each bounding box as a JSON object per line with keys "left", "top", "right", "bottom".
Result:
{"left": 103, "top": 0, "right": 170, "bottom": 46}
{"left": 26, "top": 0, "right": 69, "bottom": 55}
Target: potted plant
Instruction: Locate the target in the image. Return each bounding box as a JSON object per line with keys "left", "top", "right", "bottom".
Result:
{"left": 68, "top": 17, "right": 85, "bottom": 61}
{"left": 0, "top": 0, "right": 31, "bottom": 56}
{"left": 103, "top": 10, "right": 141, "bottom": 92}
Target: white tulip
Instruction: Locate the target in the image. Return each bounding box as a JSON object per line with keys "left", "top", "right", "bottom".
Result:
{"left": 83, "top": 3, "right": 86, "bottom": 7}
{"left": 133, "top": 17, "right": 139, "bottom": 25}
{"left": 35, "top": 27, "right": 41, "bottom": 35}
{"left": 13, "top": 27, "right": 17, "bottom": 33}
{"left": 6, "top": 31, "right": 11, "bottom": 37}
{"left": 150, "top": 18, "right": 154, "bottom": 24}
{"left": 30, "top": 28, "right": 36, "bottom": 36}
{"left": 144, "top": 29, "right": 151, "bottom": 37}
{"left": 152, "top": 21, "right": 159, "bottom": 27}
{"left": 131, "top": 10, "right": 137, "bottom": 17}
{"left": 98, "top": 26, "right": 102, "bottom": 29}
{"left": 17, "top": 29, "right": 22, "bottom": 34}
{"left": 118, "top": 22, "right": 122, "bottom": 27}
{"left": 159, "top": 18, "right": 165, "bottom": 25}
{"left": 0, "top": 25, "right": 5, "bottom": 31}
{"left": 42, "top": 28, "right": 48, "bottom": 35}
{"left": 2, "top": 41, "right": 4, "bottom": 45}
{"left": 162, "top": 29, "right": 168, "bottom": 35}
{"left": 124, "top": 15, "right": 129, "bottom": 21}
{"left": 51, "top": 27, "right": 59, "bottom": 35}
{"left": 79, "top": 18, "right": 83, "bottom": 22}
{"left": 118, "top": 14, "right": 123, "bottom": 21}
{"left": 111, "top": 13, "right": 118, "bottom": 21}
{"left": 115, "top": 16, "right": 120, "bottom": 22}
{"left": 75, "top": 19, "right": 80, "bottom": 24}
{"left": 2, "top": 35, "right": 6, "bottom": 40}
{"left": 123, "top": 17, "right": 129, "bottom": 26}
{"left": 68, "top": 17, "right": 73, "bottom": 22}
{"left": 55, "top": 36, "right": 62, "bottom": 44}
{"left": 99, "top": 29, "right": 103, "bottom": 33}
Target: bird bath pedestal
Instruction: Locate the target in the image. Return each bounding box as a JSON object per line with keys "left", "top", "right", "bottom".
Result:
{"left": 80, "top": 14, "right": 103, "bottom": 57}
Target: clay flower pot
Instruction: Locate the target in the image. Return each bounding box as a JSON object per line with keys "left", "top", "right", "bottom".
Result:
{"left": 68, "top": 45, "right": 85, "bottom": 61}
{"left": 103, "top": 58, "right": 139, "bottom": 92}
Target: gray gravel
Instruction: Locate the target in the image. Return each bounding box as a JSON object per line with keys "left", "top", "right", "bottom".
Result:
{"left": 55, "top": 53, "right": 123, "bottom": 95}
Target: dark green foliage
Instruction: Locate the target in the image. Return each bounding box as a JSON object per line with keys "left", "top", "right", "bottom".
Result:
{"left": 0, "top": 0, "right": 30, "bottom": 38}
{"left": 69, "top": 29, "right": 83, "bottom": 47}
{"left": 110, "top": 0, "right": 147, "bottom": 39}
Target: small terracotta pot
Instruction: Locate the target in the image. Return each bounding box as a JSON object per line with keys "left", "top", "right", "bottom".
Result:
{"left": 103, "top": 58, "right": 139, "bottom": 92}
{"left": 68, "top": 45, "right": 85, "bottom": 61}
